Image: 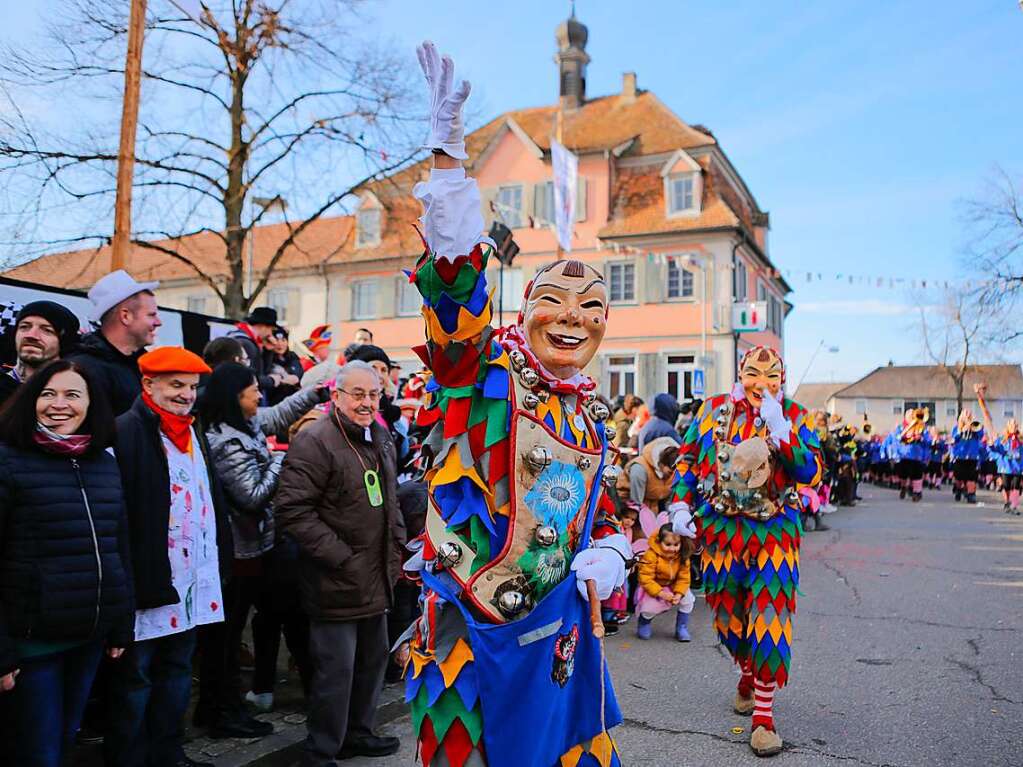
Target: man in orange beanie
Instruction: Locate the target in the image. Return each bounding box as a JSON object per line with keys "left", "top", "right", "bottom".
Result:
{"left": 106, "top": 347, "right": 246, "bottom": 766}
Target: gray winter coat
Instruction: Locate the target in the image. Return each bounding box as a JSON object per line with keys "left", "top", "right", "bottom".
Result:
{"left": 206, "top": 387, "right": 322, "bottom": 559}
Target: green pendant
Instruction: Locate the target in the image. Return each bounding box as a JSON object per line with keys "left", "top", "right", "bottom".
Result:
{"left": 364, "top": 469, "right": 384, "bottom": 507}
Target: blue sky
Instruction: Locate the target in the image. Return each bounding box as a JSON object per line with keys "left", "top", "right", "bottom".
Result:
{"left": 5, "top": 1, "right": 1023, "bottom": 386}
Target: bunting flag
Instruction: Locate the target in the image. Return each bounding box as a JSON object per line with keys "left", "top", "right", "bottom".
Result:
{"left": 551, "top": 139, "right": 578, "bottom": 252}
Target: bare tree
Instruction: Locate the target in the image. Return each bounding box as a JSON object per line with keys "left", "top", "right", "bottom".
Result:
{"left": 918, "top": 287, "right": 993, "bottom": 414}
{"left": 961, "top": 165, "right": 1023, "bottom": 341}
{"left": 0, "top": 0, "right": 422, "bottom": 318}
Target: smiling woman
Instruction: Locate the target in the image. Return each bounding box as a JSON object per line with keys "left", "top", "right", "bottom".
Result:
{"left": 0, "top": 359, "right": 130, "bottom": 767}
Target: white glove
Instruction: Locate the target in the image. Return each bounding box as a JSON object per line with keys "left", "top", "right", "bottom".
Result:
{"left": 417, "top": 41, "right": 471, "bottom": 160}
{"left": 668, "top": 501, "right": 697, "bottom": 539}
{"left": 758, "top": 389, "right": 792, "bottom": 446}
{"left": 571, "top": 535, "right": 629, "bottom": 601}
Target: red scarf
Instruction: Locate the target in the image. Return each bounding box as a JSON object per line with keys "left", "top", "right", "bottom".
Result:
{"left": 142, "top": 391, "right": 194, "bottom": 453}
{"left": 33, "top": 425, "right": 91, "bottom": 456}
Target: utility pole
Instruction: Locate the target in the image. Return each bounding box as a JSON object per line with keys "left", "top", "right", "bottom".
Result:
{"left": 111, "top": 0, "right": 148, "bottom": 272}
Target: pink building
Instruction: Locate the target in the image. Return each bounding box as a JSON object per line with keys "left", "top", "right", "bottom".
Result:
{"left": 5, "top": 11, "right": 790, "bottom": 401}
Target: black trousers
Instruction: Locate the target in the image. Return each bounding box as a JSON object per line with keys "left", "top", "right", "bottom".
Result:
{"left": 252, "top": 581, "right": 313, "bottom": 696}
{"left": 196, "top": 571, "right": 263, "bottom": 723}
{"left": 303, "top": 614, "right": 389, "bottom": 767}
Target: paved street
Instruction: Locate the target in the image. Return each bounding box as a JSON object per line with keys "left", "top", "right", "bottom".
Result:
{"left": 335, "top": 484, "right": 1023, "bottom": 767}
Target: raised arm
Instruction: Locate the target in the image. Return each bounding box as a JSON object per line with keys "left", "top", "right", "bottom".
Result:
{"left": 409, "top": 42, "right": 498, "bottom": 392}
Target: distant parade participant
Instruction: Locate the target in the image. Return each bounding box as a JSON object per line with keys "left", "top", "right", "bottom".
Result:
{"left": 951, "top": 408, "right": 984, "bottom": 504}
{"left": 976, "top": 384, "right": 1023, "bottom": 515}
{"left": 926, "top": 427, "right": 947, "bottom": 489}
{"left": 668, "top": 346, "right": 823, "bottom": 757}
{"left": 898, "top": 407, "right": 931, "bottom": 503}
{"left": 395, "top": 42, "right": 630, "bottom": 767}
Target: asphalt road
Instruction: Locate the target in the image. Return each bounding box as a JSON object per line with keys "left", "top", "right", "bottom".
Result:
{"left": 342, "top": 484, "right": 1023, "bottom": 767}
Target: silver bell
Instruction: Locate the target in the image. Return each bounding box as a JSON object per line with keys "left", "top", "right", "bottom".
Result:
{"left": 720, "top": 470, "right": 732, "bottom": 482}
{"left": 752, "top": 490, "right": 764, "bottom": 502}
{"left": 497, "top": 590, "right": 528, "bottom": 617}
{"left": 589, "top": 401, "right": 611, "bottom": 423}
{"left": 758, "top": 508, "right": 773, "bottom": 522}
{"left": 535, "top": 525, "right": 559, "bottom": 547}
{"left": 576, "top": 456, "right": 592, "bottom": 471}
{"left": 754, "top": 417, "right": 764, "bottom": 428}
{"left": 436, "top": 541, "right": 463, "bottom": 569}
{"left": 715, "top": 415, "right": 728, "bottom": 427}
{"left": 718, "top": 448, "right": 730, "bottom": 462}
{"left": 717, "top": 404, "right": 729, "bottom": 416}
{"left": 604, "top": 424, "right": 617, "bottom": 442}
{"left": 583, "top": 391, "right": 598, "bottom": 406}
{"left": 522, "top": 392, "right": 540, "bottom": 409}
{"left": 714, "top": 427, "right": 727, "bottom": 440}
{"left": 527, "top": 446, "right": 553, "bottom": 472}
{"left": 601, "top": 465, "right": 623, "bottom": 488}
{"left": 787, "top": 489, "right": 800, "bottom": 505}
{"left": 519, "top": 368, "right": 540, "bottom": 388}
{"left": 714, "top": 501, "right": 727, "bottom": 513}
{"left": 508, "top": 349, "right": 527, "bottom": 371}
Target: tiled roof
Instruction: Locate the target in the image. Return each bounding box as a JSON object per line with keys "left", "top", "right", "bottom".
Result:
{"left": 4, "top": 216, "right": 355, "bottom": 291}
{"left": 792, "top": 382, "right": 851, "bottom": 411}
{"left": 4, "top": 90, "right": 753, "bottom": 289}
{"left": 488, "top": 92, "right": 716, "bottom": 156}
{"left": 833, "top": 365, "right": 1023, "bottom": 400}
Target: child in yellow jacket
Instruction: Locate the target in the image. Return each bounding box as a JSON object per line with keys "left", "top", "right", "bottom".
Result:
{"left": 636, "top": 524, "right": 696, "bottom": 641}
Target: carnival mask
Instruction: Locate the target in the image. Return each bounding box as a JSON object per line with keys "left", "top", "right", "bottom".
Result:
{"left": 739, "top": 347, "right": 784, "bottom": 408}
{"left": 730, "top": 437, "right": 772, "bottom": 489}
{"left": 523, "top": 260, "right": 607, "bottom": 378}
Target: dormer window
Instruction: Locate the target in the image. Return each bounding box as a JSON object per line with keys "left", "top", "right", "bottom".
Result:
{"left": 357, "top": 208, "right": 381, "bottom": 247}
{"left": 667, "top": 173, "right": 698, "bottom": 215}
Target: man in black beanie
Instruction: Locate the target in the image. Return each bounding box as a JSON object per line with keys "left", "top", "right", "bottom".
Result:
{"left": 0, "top": 300, "right": 81, "bottom": 406}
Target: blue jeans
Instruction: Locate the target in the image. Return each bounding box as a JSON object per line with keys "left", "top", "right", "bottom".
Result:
{"left": 11, "top": 640, "right": 104, "bottom": 767}
{"left": 104, "top": 628, "right": 198, "bottom": 767}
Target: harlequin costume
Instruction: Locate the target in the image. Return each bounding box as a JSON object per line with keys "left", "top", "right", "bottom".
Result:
{"left": 668, "top": 346, "right": 823, "bottom": 757}
{"left": 396, "top": 42, "right": 629, "bottom": 767}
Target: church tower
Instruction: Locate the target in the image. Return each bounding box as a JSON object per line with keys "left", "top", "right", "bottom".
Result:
{"left": 554, "top": 6, "right": 590, "bottom": 110}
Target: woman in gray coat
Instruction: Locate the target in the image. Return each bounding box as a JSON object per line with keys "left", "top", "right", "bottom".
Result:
{"left": 198, "top": 363, "right": 324, "bottom": 730}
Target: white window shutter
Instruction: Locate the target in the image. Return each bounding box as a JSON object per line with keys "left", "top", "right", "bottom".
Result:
{"left": 576, "top": 177, "right": 587, "bottom": 222}
{"left": 533, "top": 182, "right": 548, "bottom": 224}
{"left": 644, "top": 254, "right": 664, "bottom": 304}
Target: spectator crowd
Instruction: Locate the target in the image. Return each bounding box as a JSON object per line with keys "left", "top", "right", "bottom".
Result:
{"left": 0, "top": 271, "right": 427, "bottom": 767}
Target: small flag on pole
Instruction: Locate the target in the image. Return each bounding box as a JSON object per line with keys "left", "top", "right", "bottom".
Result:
{"left": 551, "top": 139, "right": 577, "bottom": 253}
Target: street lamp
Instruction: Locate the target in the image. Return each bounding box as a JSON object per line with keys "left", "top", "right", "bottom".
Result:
{"left": 248, "top": 195, "right": 288, "bottom": 298}
{"left": 795, "top": 339, "right": 840, "bottom": 390}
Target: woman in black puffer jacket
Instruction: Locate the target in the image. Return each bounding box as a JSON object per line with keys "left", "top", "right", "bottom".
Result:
{"left": 0, "top": 359, "right": 133, "bottom": 767}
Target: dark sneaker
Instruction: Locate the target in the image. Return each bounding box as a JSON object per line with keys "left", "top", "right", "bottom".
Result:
{"left": 209, "top": 714, "right": 273, "bottom": 740}
{"left": 339, "top": 735, "right": 401, "bottom": 759}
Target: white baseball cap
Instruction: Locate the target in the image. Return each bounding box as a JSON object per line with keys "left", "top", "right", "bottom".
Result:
{"left": 88, "top": 270, "right": 160, "bottom": 323}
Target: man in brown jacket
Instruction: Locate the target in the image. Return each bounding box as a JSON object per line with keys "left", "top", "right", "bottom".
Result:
{"left": 275, "top": 360, "right": 406, "bottom": 765}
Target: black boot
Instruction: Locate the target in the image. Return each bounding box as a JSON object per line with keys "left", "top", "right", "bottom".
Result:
{"left": 339, "top": 735, "right": 401, "bottom": 759}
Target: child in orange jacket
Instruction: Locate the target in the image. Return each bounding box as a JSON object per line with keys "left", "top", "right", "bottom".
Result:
{"left": 636, "top": 523, "right": 696, "bottom": 641}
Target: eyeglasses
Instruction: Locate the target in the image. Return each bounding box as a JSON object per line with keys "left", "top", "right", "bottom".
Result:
{"left": 339, "top": 388, "right": 382, "bottom": 402}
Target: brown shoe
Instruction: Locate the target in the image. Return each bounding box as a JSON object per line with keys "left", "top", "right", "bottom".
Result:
{"left": 733, "top": 691, "right": 754, "bottom": 715}
{"left": 750, "top": 725, "right": 783, "bottom": 757}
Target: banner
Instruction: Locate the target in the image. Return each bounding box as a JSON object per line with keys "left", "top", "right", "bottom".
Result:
{"left": 551, "top": 139, "right": 577, "bottom": 253}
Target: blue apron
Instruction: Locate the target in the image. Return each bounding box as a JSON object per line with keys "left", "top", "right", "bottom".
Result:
{"left": 421, "top": 427, "right": 622, "bottom": 767}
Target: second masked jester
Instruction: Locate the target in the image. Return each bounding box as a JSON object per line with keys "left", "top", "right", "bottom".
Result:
{"left": 399, "top": 41, "right": 629, "bottom": 767}
{"left": 668, "top": 346, "right": 823, "bottom": 757}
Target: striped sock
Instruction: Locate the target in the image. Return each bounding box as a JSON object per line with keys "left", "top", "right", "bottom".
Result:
{"left": 752, "top": 678, "right": 777, "bottom": 731}
{"left": 737, "top": 659, "right": 754, "bottom": 699}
